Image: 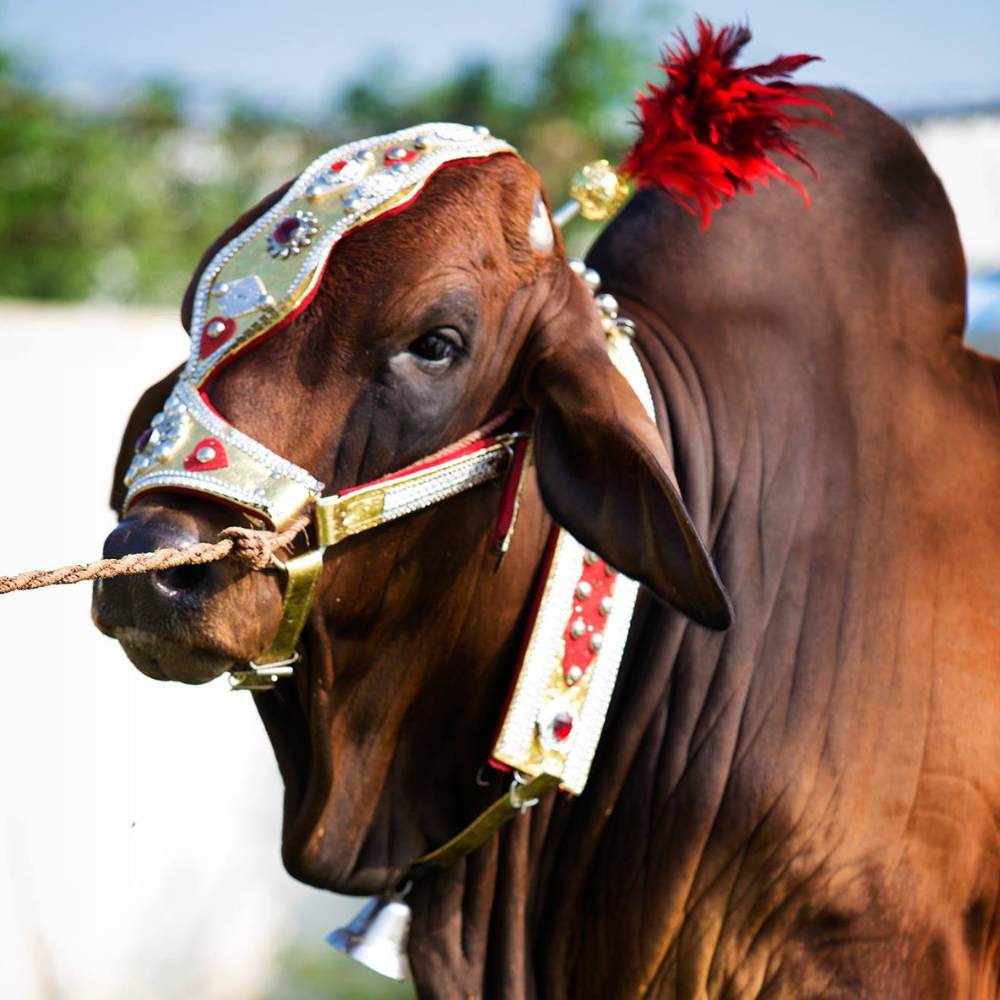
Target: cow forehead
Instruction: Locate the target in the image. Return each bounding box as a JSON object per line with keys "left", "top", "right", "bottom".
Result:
{"left": 185, "top": 123, "right": 518, "bottom": 388}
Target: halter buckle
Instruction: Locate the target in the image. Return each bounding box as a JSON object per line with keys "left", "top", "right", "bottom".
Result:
{"left": 229, "top": 651, "right": 300, "bottom": 691}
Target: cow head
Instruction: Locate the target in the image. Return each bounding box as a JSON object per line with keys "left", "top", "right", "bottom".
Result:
{"left": 92, "top": 131, "right": 730, "bottom": 894}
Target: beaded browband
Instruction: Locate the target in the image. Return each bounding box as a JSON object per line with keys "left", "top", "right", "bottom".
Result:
{"left": 123, "top": 123, "right": 516, "bottom": 529}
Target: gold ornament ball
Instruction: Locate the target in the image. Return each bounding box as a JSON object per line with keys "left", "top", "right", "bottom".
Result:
{"left": 569, "top": 160, "right": 631, "bottom": 221}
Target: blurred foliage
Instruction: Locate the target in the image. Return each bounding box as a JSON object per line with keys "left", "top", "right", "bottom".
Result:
{"left": 255, "top": 944, "right": 414, "bottom": 1000}
{"left": 0, "top": 0, "right": 675, "bottom": 306}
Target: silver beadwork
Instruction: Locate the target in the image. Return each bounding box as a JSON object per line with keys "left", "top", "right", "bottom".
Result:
{"left": 594, "top": 293, "right": 618, "bottom": 318}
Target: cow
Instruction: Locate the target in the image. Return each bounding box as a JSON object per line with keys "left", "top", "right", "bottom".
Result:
{"left": 91, "top": 78, "right": 999, "bottom": 1000}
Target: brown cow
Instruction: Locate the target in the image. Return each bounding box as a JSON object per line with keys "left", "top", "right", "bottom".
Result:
{"left": 93, "top": 87, "right": 1000, "bottom": 998}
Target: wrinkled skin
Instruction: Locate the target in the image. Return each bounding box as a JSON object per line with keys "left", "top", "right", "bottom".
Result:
{"left": 93, "top": 88, "right": 1000, "bottom": 998}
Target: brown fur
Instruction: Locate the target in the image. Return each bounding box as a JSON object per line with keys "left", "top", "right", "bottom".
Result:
{"left": 94, "top": 89, "right": 1000, "bottom": 998}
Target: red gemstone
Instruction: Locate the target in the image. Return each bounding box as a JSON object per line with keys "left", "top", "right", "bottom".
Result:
{"left": 551, "top": 712, "right": 574, "bottom": 741}
{"left": 272, "top": 215, "right": 301, "bottom": 244}
{"left": 135, "top": 427, "right": 152, "bottom": 453}
{"left": 382, "top": 148, "right": 419, "bottom": 166}
{"left": 183, "top": 438, "right": 229, "bottom": 472}
{"left": 329, "top": 159, "right": 348, "bottom": 172}
{"left": 199, "top": 316, "right": 236, "bottom": 358}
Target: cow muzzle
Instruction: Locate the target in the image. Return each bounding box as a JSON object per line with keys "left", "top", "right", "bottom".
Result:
{"left": 92, "top": 499, "right": 284, "bottom": 683}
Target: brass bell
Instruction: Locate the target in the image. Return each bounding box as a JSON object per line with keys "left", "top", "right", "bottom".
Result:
{"left": 326, "top": 893, "right": 413, "bottom": 982}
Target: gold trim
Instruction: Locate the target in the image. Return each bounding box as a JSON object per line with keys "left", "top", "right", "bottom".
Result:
{"left": 313, "top": 440, "right": 511, "bottom": 547}
{"left": 254, "top": 547, "right": 326, "bottom": 666}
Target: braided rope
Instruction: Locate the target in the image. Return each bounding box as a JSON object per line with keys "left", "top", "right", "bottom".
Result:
{"left": 0, "top": 512, "right": 312, "bottom": 596}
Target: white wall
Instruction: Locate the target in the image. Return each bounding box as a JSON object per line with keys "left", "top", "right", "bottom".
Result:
{"left": 0, "top": 303, "right": 354, "bottom": 1000}
{"left": 911, "top": 112, "right": 1000, "bottom": 274}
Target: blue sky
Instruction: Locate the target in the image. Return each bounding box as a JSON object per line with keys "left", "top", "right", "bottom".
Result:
{"left": 2, "top": 0, "right": 999, "bottom": 116}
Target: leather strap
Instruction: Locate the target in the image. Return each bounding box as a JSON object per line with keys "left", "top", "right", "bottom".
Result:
{"left": 230, "top": 547, "right": 325, "bottom": 690}
{"left": 313, "top": 436, "right": 516, "bottom": 547}
{"left": 408, "top": 772, "right": 560, "bottom": 875}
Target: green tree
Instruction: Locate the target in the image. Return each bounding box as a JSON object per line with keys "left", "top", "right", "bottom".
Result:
{"left": 0, "top": 1, "right": 675, "bottom": 303}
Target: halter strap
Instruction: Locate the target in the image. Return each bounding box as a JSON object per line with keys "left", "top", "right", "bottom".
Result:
{"left": 229, "top": 420, "right": 524, "bottom": 688}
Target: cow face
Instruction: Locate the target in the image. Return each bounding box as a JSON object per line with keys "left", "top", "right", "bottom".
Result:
{"left": 92, "top": 152, "right": 729, "bottom": 892}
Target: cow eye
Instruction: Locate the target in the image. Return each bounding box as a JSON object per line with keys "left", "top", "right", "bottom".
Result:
{"left": 407, "top": 329, "right": 463, "bottom": 366}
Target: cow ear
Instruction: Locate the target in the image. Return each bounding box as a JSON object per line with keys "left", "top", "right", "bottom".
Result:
{"left": 522, "top": 276, "right": 733, "bottom": 630}
{"left": 110, "top": 365, "right": 183, "bottom": 512}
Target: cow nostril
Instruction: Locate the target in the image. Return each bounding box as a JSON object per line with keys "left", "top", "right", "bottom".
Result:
{"left": 153, "top": 563, "right": 210, "bottom": 595}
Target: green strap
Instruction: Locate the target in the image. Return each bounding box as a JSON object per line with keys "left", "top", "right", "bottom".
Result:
{"left": 408, "top": 773, "right": 560, "bottom": 876}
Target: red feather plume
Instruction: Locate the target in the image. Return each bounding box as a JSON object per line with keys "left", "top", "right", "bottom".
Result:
{"left": 620, "top": 18, "right": 834, "bottom": 228}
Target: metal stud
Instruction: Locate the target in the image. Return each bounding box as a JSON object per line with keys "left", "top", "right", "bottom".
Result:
{"left": 343, "top": 196, "right": 363, "bottom": 213}
{"left": 214, "top": 282, "right": 230, "bottom": 296}
{"left": 589, "top": 633, "right": 604, "bottom": 652}
{"left": 582, "top": 268, "right": 601, "bottom": 293}
{"left": 472, "top": 124, "right": 490, "bottom": 136}
{"left": 413, "top": 136, "right": 431, "bottom": 150}
{"left": 195, "top": 445, "right": 217, "bottom": 464}
{"left": 257, "top": 293, "right": 276, "bottom": 309}
{"left": 594, "top": 293, "right": 618, "bottom": 318}
{"left": 567, "top": 258, "right": 586, "bottom": 278}
{"left": 570, "top": 618, "right": 586, "bottom": 639}
{"left": 356, "top": 150, "right": 375, "bottom": 162}
{"left": 254, "top": 487, "right": 267, "bottom": 499}
{"left": 566, "top": 665, "right": 583, "bottom": 685}
{"left": 576, "top": 581, "right": 592, "bottom": 600}
{"left": 390, "top": 162, "right": 410, "bottom": 175}
{"left": 385, "top": 146, "right": 409, "bottom": 161}
{"left": 205, "top": 319, "right": 228, "bottom": 339}
{"left": 583, "top": 550, "right": 599, "bottom": 565}
{"left": 599, "top": 596, "right": 614, "bottom": 616}
{"left": 614, "top": 318, "right": 637, "bottom": 339}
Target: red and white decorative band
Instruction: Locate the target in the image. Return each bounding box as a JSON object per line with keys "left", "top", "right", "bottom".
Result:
{"left": 490, "top": 317, "right": 652, "bottom": 797}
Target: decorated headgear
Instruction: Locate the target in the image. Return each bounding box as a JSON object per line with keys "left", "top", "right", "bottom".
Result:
{"left": 122, "top": 22, "right": 828, "bottom": 532}
{"left": 122, "top": 123, "right": 516, "bottom": 529}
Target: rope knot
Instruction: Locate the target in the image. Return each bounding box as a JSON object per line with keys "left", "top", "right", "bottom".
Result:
{"left": 219, "top": 526, "right": 276, "bottom": 571}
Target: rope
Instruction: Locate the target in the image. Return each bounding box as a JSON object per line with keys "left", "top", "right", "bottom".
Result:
{"left": 0, "top": 511, "right": 312, "bottom": 596}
